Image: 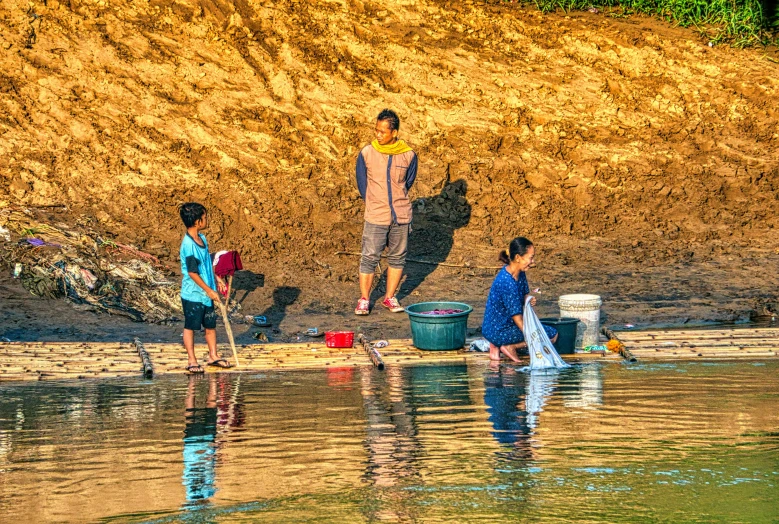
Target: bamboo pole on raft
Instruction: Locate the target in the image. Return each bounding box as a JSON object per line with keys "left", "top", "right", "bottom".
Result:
{"left": 134, "top": 338, "right": 154, "bottom": 378}
{"left": 602, "top": 327, "right": 637, "bottom": 363}
{"left": 358, "top": 333, "right": 385, "bottom": 370}
{"left": 217, "top": 274, "right": 239, "bottom": 368}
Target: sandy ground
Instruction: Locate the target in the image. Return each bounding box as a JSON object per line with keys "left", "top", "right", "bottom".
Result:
{"left": 1, "top": 0, "right": 778, "bottom": 345}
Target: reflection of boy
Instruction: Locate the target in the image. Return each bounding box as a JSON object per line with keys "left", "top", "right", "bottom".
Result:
{"left": 179, "top": 203, "right": 230, "bottom": 373}
{"left": 182, "top": 374, "right": 218, "bottom": 506}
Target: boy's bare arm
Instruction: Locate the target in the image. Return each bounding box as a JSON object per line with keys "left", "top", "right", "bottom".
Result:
{"left": 215, "top": 275, "right": 227, "bottom": 294}
{"left": 188, "top": 272, "right": 221, "bottom": 302}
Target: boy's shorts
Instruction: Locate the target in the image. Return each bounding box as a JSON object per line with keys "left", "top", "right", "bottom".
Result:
{"left": 182, "top": 298, "right": 217, "bottom": 331}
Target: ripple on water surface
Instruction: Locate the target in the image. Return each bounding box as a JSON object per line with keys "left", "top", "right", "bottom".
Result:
{"left": 0, "top": 361, "right": 778, "bottom": 522}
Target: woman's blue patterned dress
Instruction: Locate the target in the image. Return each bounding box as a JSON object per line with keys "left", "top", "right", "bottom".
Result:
{"left": 482, "top": 267, "right": 557, "bottom": 346}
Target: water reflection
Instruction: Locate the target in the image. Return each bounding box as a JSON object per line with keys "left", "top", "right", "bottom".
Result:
{"left": 524, "top": 370, "right": 560, "bottom": 430}
{"left": 360, "top": 366, "right": 422, "bottom": 521}
{"left": 0, "top": 362, "right": 777, "bottom": 522}
{"left": 561, "top": 364, "right": 603, "bottom": 409}
{"left": 182, "top": 374, "right": 244, "bottom": 510}
{"left": 359, "top": 364, "right": 474, "bottom": 520}
{"left": 484, "top": 366, "right": 533, "bottom": 458}
{"left": 484, "top": 366, "right": 586, "bottom": 462}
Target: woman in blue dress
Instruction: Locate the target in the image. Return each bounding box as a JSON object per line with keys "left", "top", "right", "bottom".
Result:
{"left": 482, "top": 237, "right": 558, "bottom": 362}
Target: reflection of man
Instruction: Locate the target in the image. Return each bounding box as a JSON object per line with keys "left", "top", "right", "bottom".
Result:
{"left": 360, "top": 367, "right": 421, "bottom": 520}
{"left": 354, "top": 109, "right": 418, "bottom": 316}
{"left": 182, "top": 374, "right": 218, "bottom": 507}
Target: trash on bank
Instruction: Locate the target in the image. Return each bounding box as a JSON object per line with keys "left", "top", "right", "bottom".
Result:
{"left": 250, "top": 315, "right": 271, "bottom": 327}
{"left": 0, "top": 206, "right": 182, "bottom": 323}
{"left": 469, "top": 338, "right": 490, "bottom": 352}
{"left": 582, "top": 344, "right": 607, "bottom": 352}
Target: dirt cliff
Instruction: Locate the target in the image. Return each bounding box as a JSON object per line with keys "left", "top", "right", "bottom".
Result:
{"left": 1, "top": 0, "right": 779, "bottom": 339}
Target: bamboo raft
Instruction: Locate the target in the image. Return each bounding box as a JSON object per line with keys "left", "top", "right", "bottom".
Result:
{"left": 611, "top": 327, "right": 779, "bottom": 360}
{"left": 0, "top": 339, "right": 618, "bottom": 381}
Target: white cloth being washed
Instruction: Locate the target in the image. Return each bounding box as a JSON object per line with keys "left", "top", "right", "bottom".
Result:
{"left": 523, "top": 297, "right": 570, "bottom": 370}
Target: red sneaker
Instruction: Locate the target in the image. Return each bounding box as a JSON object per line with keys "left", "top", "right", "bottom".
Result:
{"left": 381, "top": 296, "right": 404, "bottom": 313}
{"left": 354, "top": 298, "right": 370, "bottom": 315}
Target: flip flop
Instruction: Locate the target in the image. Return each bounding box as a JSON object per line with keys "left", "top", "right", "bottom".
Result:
{"left": 185, "top": 364, "right": 205, "bottom": 374}
{"left": 207, "top": 358, "right": 233, "bottom": 369}
{"left": 251, "top": 315, "right": 272, "bottom": 328}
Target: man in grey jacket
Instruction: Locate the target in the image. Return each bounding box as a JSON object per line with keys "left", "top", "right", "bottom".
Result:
{"left": 354, "top": 109, "right": 418, "bottom": 315}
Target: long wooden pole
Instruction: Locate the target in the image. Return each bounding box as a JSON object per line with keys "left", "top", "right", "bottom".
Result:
{"left": 602, "top": 327, "right": 637, "bottom": 363}
{"left": 358, "top": 333, "right": 385, "bottom": 370}
{"left": 225, "top": 274, "right": 234, "bottom": 312}
{"left": 335, "top": 251, "right": 502, "bottom": 270}
{"left": 134, "top": 338, "right": 154, "bottom": 378}
{"left": 219, "top": 275, "right": 239, "bottom": 367}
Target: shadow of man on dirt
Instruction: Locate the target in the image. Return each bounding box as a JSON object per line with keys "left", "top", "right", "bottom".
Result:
{"left": 372, "top": 179, "right": 470, "bottom": 302}
{"left": 229, "top": 270, "right": 264, "bottom": 306}
{"left": 259, "top": 286, "right": 300, "bottom": 327}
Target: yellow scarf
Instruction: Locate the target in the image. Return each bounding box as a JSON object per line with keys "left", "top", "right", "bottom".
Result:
{"left": 371, "top": 139, "right": 412, "bottom": 155}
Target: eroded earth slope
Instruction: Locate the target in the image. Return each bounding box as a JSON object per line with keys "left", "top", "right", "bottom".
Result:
{"left": 1, "top": 0, "right": 778, "bottom": 340}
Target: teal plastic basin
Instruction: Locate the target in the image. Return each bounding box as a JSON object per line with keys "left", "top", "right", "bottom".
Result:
{"left": 405, "top": 301, "right": 473, "bottom": 351}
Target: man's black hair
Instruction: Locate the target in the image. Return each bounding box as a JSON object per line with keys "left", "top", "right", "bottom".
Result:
{"left": 377, "top": 108, "right": 400, "bottom": 131}
{"left": 180, "top": 202, "right": 207, "bottom": 228}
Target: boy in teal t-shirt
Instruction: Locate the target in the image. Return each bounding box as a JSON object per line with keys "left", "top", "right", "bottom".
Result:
{"left": 179, "top": 202, "right": 231, "bottom": 373}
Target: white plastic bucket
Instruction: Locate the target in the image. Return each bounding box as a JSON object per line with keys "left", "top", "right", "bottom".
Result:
{"left": 558, "top": 294, "right": 602, "bottom": 349}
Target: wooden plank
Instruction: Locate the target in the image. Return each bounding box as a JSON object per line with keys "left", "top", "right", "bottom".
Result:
{"left": 615, "top": 328, "right": 779, "bottom": 341}
{"left": 622, "top": 342, "right": 779, "bottom": 351}
{"left": 606, "top": 327, "right": 779, "bottom": 360}
{"left": 629, "top": 348, "right": 779, "bottom": 355}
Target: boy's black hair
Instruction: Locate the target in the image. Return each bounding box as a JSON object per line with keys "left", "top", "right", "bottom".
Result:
{"left": 180, "top": 202, "right": 207, "bottom": 228}
{"left": 377, "top": 108, "right": 400, "bottom": 131}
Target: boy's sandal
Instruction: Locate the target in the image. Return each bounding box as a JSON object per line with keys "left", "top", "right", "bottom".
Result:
{"left": 186, "top": 364, "right": 205, "bottom": 374}
{"left": 251, "top": 315, "right": 272, "bottom": 328}
{"left": 207, "top": 358, "right": 233, "bottom": 369}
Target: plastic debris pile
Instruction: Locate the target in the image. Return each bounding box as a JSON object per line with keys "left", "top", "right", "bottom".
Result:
{"left": 0, "top": 206, "right": 182, "bottom": 323}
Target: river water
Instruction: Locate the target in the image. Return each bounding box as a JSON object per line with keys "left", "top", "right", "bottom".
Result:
{"left": 1, "top": 360, "right": 777, "bottom": 522}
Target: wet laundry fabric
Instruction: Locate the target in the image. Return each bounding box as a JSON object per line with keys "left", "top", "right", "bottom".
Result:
{"left": 524, "top": 297, "right": 570, "bottom": 370}
{"left": 212, "top": 250, "right": 243, "bottom": 278}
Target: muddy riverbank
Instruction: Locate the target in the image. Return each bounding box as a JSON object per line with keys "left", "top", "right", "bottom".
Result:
{"left": 1, "top": 0, "right": 777, "bottom": 342}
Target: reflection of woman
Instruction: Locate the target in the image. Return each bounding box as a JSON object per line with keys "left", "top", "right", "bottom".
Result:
{"left": 482, "top": 237, "right": 558, "bottom": 362}
{"left": 484, "top": 366, "right": 531, "bottom": 449}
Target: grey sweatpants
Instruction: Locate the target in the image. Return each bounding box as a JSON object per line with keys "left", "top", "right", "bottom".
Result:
{"left": 359, "top": 221, "right": 409, "bottom": 274}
